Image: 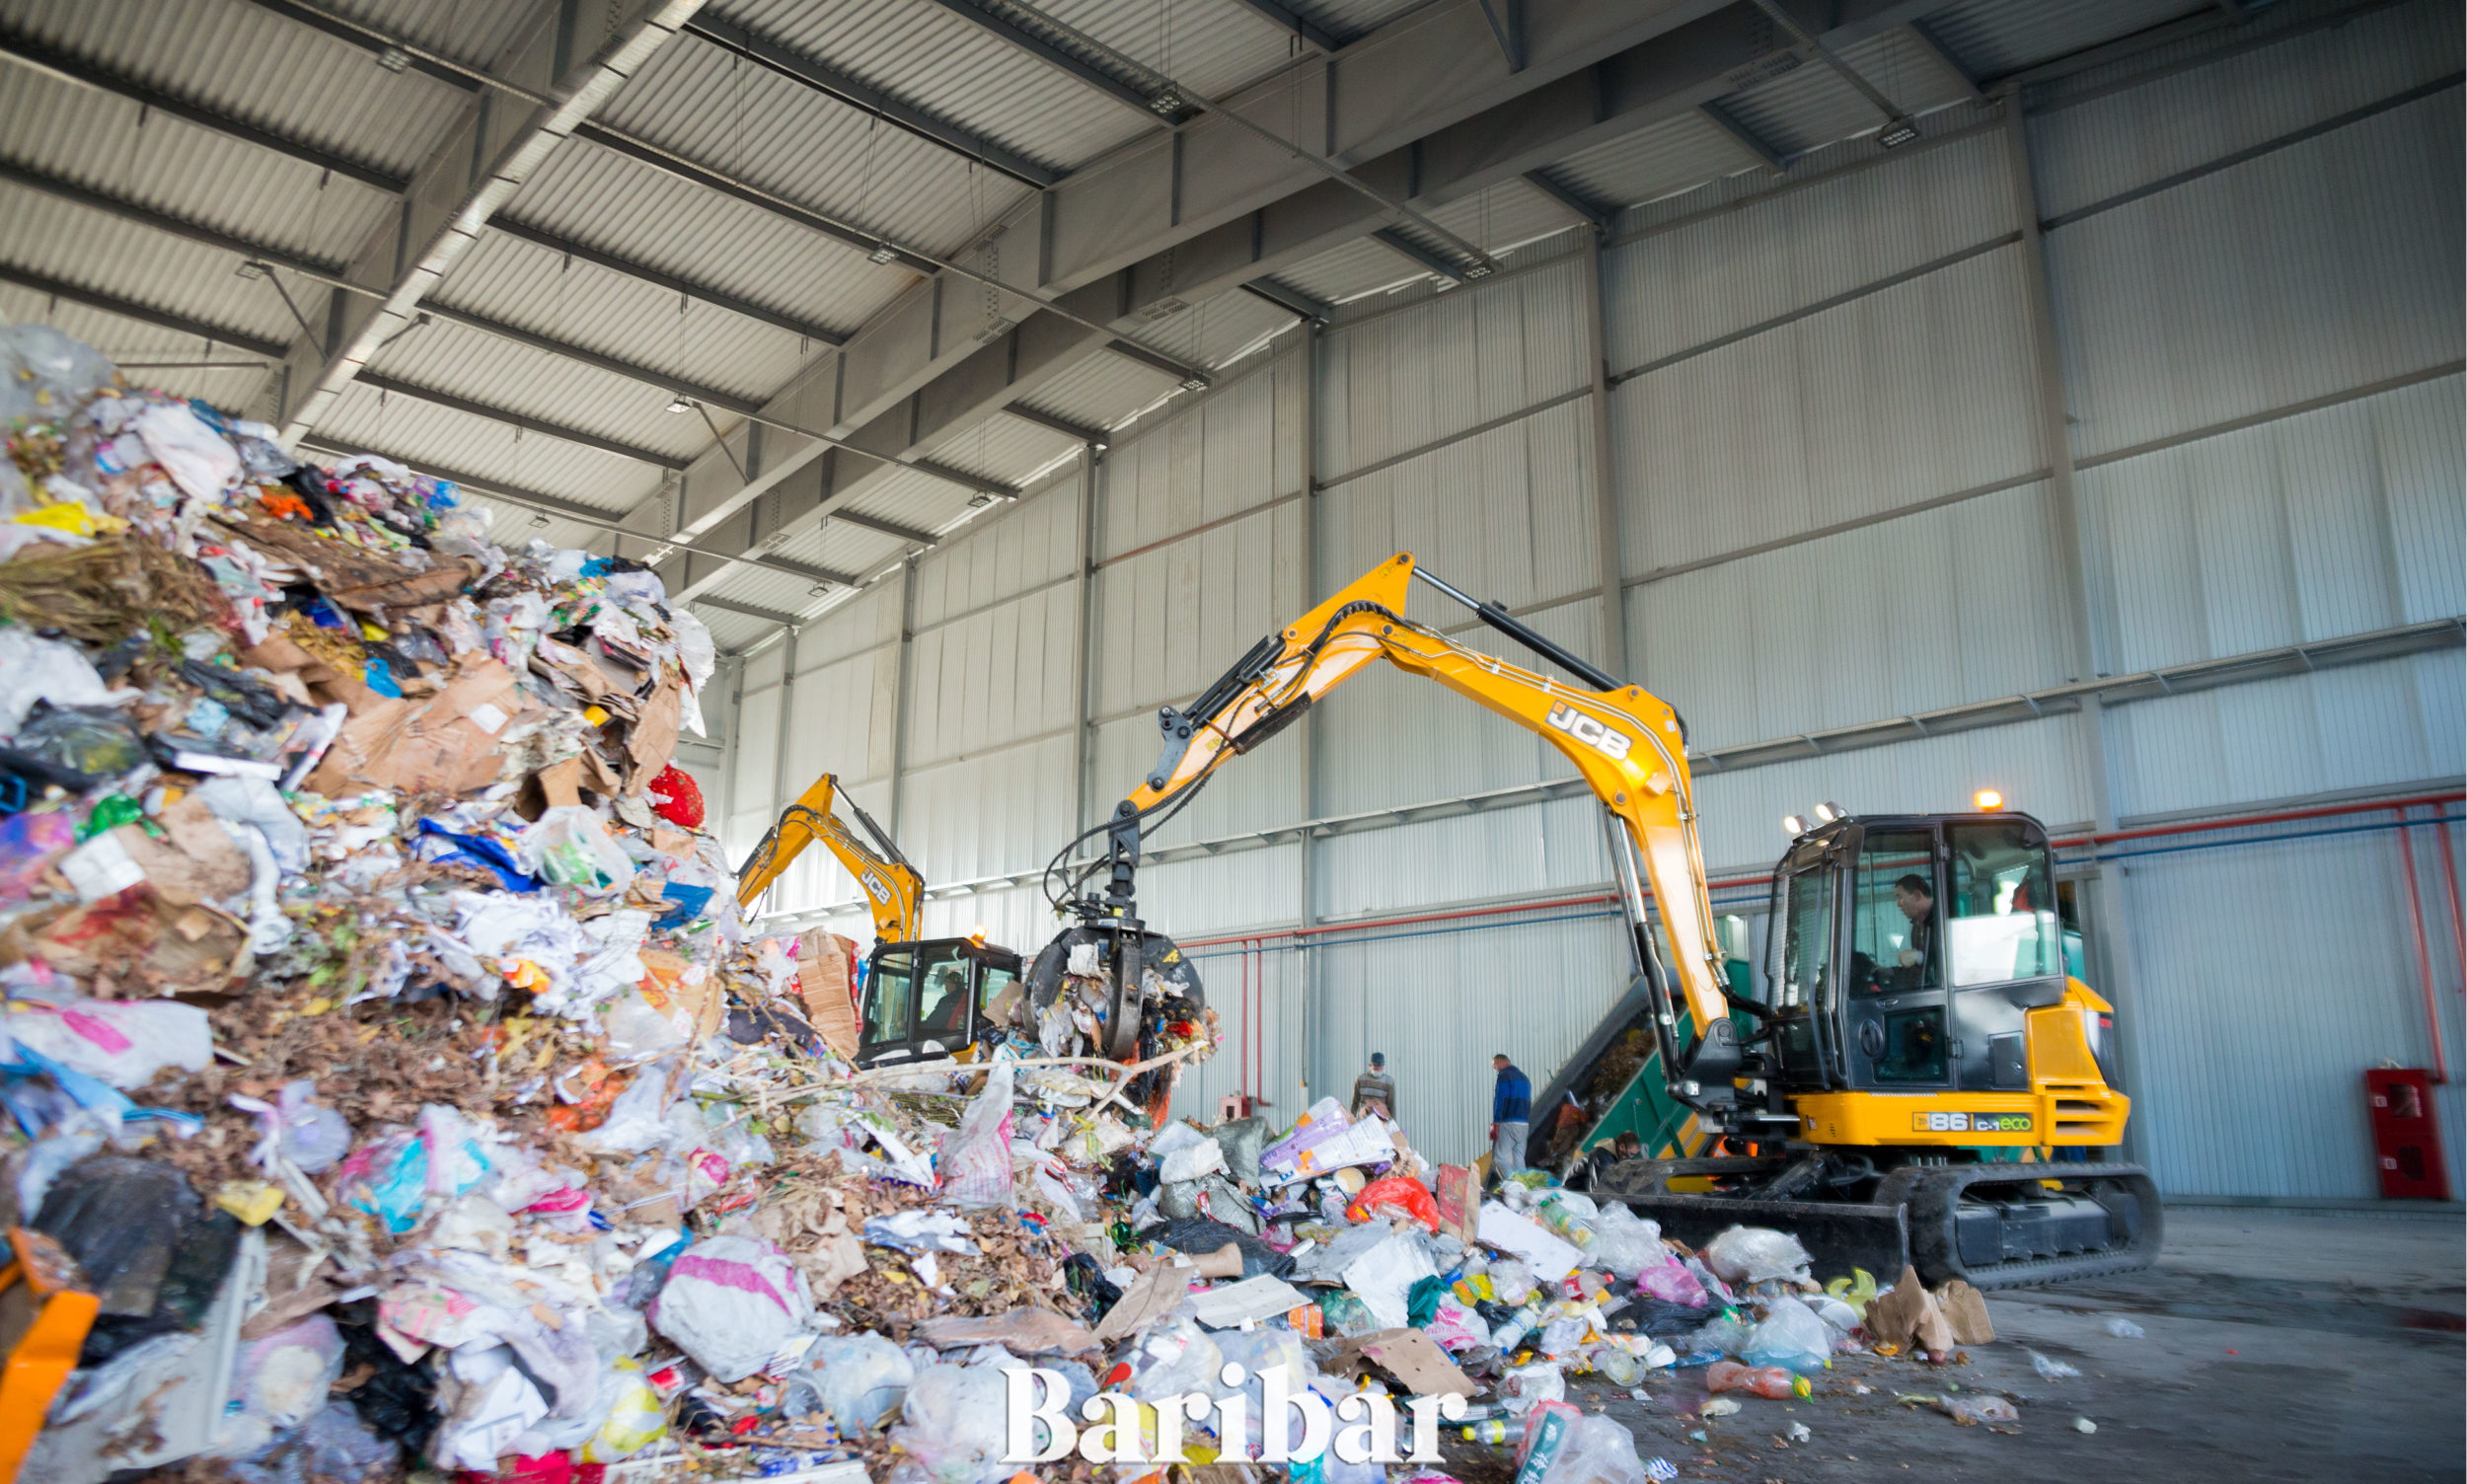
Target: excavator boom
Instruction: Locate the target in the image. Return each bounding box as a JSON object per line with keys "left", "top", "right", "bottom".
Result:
{"left": 1066, "top": 552, "right": 1741, "bottom": 1113}
{"left": 735, "top": 773, "right": 924, "bottom": 944}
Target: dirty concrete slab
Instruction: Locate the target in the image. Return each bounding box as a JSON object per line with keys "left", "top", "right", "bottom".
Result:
{"left": 1436, "top": 1206, "right": 2464, "bottom": 1484}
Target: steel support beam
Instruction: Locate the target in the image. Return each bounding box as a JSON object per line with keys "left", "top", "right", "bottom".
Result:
{"left": 486, "top": 217, "right": 845, "bottom": 343}
{"left": 355, "top": 371, "right": 688, "bottom": 469}
{"left": 827, "top": 508, "right": 942, "bottom": 546}
{"left": 1371, "top": 228, "right": 1468, "bottom": 283}
{"left": 1698, "top": 98, "right": 1787, "bottom": 170}
{"left": 1240, "top": 277, "right": 1335, "bottom": 324}
{"left": 1, "top": 28, "right": 832, "bottom": 346}
{"left": 1579, "top": 230, "right": 1628, "bottom": 679}
{"left": 693, "top": 594, "right": 807, "bottom": 627}
{"left": 1003, "top": 403, "right": 1112, "bottom": 447}
{"left": 1904, "top": 18, "right": 1981, "bottom": 101}
{"left": 684, "top": 14, "right": 1057, "bottom": 188}
{"left": 1474, "top": 0, "right": 1528, "bottom": 72}
{"left": 1218, "top": 0, "right": 1344, "bottom": 54}
{"left": 914, "top": 0, "right": 1167, "bottom": 118}
{"left": 645, "top": 1, "right": 1941, "bottom": 615}
{"left": 0, "top": 264, "right": 285, "bottom": 360}
{"left": 1522, "top": 170, "right": 1616, "bottom": 234}
{"left": 271, "top": 1, "right": 708, "bottom": 442}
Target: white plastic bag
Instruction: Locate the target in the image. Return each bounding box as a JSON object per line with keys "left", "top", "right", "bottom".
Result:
{"left": 5, "top": 999, "right": 213, "bottom": 1089}
{"left": 134, "top": 403, "right": 241, "bottom": 504}
{"left": 1159, "top": 1135, "right": 1229, "bottom": 1183}
{"left": 1740, "top": 1298, "right": 1831, "bottom": 1373}
{"left": 647, "top": 1235, "right": 812, "bottom": 1381}
{"left": 1539, "top": 1413, "right": 1650, "bottom": 1484}
{"left": 520, "top": 806, "right": 635, "bottom": 895}
{"left": 1701, "top": 1225, "right": 1812, "bottom": 1285}
{"left": 1587, "top": 1203, "right": 1666, "bottom": 1281}
{"left": 800, "top": 1332, "right": 915, "bottom": 1432}
{"left": 937, "top": 1063, "right": 1015, "bottom": 1209}
{"left": 888, "top": 1363, "right": 1009, "bottom": 1484}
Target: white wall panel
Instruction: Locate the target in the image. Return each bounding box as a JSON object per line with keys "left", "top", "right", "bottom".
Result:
{"left": 917, "top": 884, "right": 1057, "bottom": 960}
{"left": 770, "top": 650, "right": 901, "bottom": 915}
{"left": 1090, "top": 707, "right": 1300, "bottom": 842}
{"left": 1629, "top": 481, "right": 2071, "bottom": 752}
{"left": 2106, "top": 652, "right": 2464, "bottom": 821}
{"left": 1605, "top": 128, "right": 2014, "bottom": 371}
{"left": 1613, "top": 246, "right": 2041, "bottom": 576}
{"left": 2123, "top": 816, "right": 2467, "bottom": 1200}
{"left": 898, "top": 733, "right": 1078, "bottom": 884}
{"left": 1314, "top": 597, "right": 1602, "bottom": 818}
{"left": 1319, "top": 256, "right": 1590, "bottom": 481}
{"left": 1168, "top": 939, "right": 1306, "bottom": 1126}
{"left": 2085, "top": 375, "right": 2465, "bottom": 674}
{"left": 2048, "top": 90, "right": 2463, "bottom": 459}
{"left": 1313, "top": 906, "right": 1634, "bottom": 1166}
{"left": 1318, "top": 399, "right": 1597, "bottom": 610}
{"left": 1099, "top": 351, "right": 1302, "bottom": 559}
{"left": 793, "top": 582, "right": 903, "bottom": 669}
{"left": 2029, "top": 0, "right": 2465, "bottom": 221}
{"left": 1691, "top": 713, "right": 2096, "bottom": 873}
{"left": 1316, "top": 794, "right": 1611, "bottom": 922}
{"left": 910, "top": 478, "right": 1081, "bottom": 629}
{"left": 905, "top": 582, "right": 1079, "bottom": 765}
{"left": 1091, "top": 498, "right": 1308, "bottom": 715}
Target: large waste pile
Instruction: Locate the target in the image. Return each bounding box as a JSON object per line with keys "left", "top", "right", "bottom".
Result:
{"left": 0, "top": 324, "right": 2017, "bottom": 1484}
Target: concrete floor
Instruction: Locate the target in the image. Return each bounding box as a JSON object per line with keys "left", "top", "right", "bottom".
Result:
{"left": 1437, "top": 1206, "right": 2466, "bottom": 1483}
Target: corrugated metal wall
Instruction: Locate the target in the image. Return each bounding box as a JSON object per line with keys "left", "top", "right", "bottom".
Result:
{"left": 717, "top": 4, "right": 2465, "bottom": 1189}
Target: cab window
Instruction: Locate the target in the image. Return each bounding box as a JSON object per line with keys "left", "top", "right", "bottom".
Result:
{"left": 863, "top": 949, "right": 916, "bottom": 1045}
{"left": 1770, "top": 863, "right": 1832, "bottom": 1009}
{"left": 1945, "top": 820, "right": 2060, "bottom": 986}
{"left": 1850, "top": 829, "right": 1936, "bottom": 996}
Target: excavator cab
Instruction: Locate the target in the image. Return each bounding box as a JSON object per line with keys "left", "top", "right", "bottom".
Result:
{"left": 1750, "top": 812, "right": 2115, "bottom": 1104}
{"left": 857, "top": 937, "right": 1023, "bottom": 1068}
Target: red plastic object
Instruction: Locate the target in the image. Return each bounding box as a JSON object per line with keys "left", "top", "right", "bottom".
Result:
{"left": 1346, "top": 1175, "right": 1440, "bottom": 1230}
{"left": 2365, "top": 1068, "right": 2451, "bottom": 1201}
{"left": 647, "top": 764, "right": 705, "bottom": 829}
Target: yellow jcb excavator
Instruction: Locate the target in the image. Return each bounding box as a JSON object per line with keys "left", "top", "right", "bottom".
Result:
{"left": 736, "top": 774, "right": 1024, "bottom": 1069}
{"left": 1042, "top": 552, "right": 2160, "bottom": 1287}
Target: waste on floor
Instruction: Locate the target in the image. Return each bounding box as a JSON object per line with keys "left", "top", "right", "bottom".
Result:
{"left": 0, "top": 324, "right": 2035, "bottom": 1481}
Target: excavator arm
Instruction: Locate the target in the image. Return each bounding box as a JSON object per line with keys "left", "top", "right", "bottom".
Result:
{"left": 1062, "top": 552, "right": 1744, "bottom": 1111}
{"left": 736, "top": 773, "right": 924, "bottom": 945}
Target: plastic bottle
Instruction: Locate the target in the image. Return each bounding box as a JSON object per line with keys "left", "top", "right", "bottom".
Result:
{"left": 1490, "top": 1298, "right": 1545, "bottom": 1351}
{"left": 1705, "top": 1361, "right": 1811, "bottom": 1400}
{"left": 1594, "top": 1347, "right": 1645, "bottom": 1387}
{"left": 1459, "top": 1419, "right": 1525, "bottom": 1446}
{"left": 1536, "top": 1199, "right": 1599, "bottom": 1248}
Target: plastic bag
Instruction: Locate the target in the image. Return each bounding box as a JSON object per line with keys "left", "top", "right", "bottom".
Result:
{"left": 519, "top": 805, "right": 635, "bottom": 895}
{"left": 1500, "top": 1361, "right": 1565, "bottom": 1414}
{"left": 578, "top": 1357, "right": 666, "bottom": 1461}
{"left": 1126, "top": 1323, "right": 1226, "bottom": 1404}
{"left": 1739, "top": 1299, "right": 1830, "bottom": 1373}
{"left": 1682, "top": 1315, "right": 1752, "bottom": 1359}
{"left": 5, "top": 999, "right": 213, "bottom": 1089}
{"left": 234, "top": 1315, "right": 347, "bottom": 1437}
{"left": 939, "top": 1062, "right": 1015, "bottom": 1209}
{"left": 229, "top": 1078, "right": 352, "bottom": 1173}
{"left": 1159, "top": 1134, "right": 1228, "bottom": 1183}
{"left": 1700, "top": 1225, "right": 1812, "bottom": 1285}
{"left": 1587, "top": 1204, "right": 1666, "bottom": 1281}
{"left": 800, "top": 1332, "right": 915, "bottom": 1432}
{"left": 1488, "top": 1256, "right": 1537, "bottom": 1306}
{"left": 888, "top": 1363, "right": 1009, "bottom": 1484}
{"left": 135, "top": 402, "right": 242, "bottom": 504}
{"left": 1633, "top": 1255, "right": 1708, "bottom": 1307}
{"left": 12, "top": 705, "right": 145, "bottom": 779}
{"left": 1210, "top": 1115, "right": 1270, "bottom": 1184}
{"left": 2030, "top": 1350, "right": 2082, "bottom": 1380}
{"left": 228, "top": 1401, "right": 397, "bottom": 1484}
{"left": 1142, "top": 1217, "right": 1295, "bottom": 1278}
{"left": 1539, "top": 1413, "right": 1650, "bottom": 1484}
{"left": 648, "top": 1235, "right": 812, "bottom": 1381}
{"left": 599, "top": 988, "right": 687, "bottom": 1060}
{"left": 1346, "top": 1175, "right": 1441, "bottom": 1230}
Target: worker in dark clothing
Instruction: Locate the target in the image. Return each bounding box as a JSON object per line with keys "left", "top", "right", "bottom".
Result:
{"left": 1489, "top": 1054, "right": 1532, "bottom": 1184}
{"left": 1351, "top": 1052, "right": 1398, "bottom": 1123}
{"left": 1571, "top": 1131, "right": 1644, "bottom": 1191}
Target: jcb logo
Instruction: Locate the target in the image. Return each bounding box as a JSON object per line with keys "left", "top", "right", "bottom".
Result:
{"left": 1545, "top": 704, "right": 1632, "bottom": 761}
{"left": 861, "top": 867, "right": 889, "bottom": 899}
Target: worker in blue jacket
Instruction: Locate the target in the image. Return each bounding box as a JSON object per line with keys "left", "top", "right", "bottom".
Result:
{"left": 1489, "top": 1053, "right": 1532, "bottom": 1186}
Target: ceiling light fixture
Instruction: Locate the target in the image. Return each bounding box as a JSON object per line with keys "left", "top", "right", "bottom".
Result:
{"left": 664, "top": 396, "right": 691, "bottom": 414}
{"left": 1877, "top": 115, "right": 1920, "bottom": 148}
{"left": 866, "top": 243, "right": 898, "bottom": 265}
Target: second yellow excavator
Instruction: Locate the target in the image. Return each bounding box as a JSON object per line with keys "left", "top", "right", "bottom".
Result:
{"left": 736, "top": 774, "right": 1022, "bottom": 1068}
{"left": 1042, "top": 552, "right": 2160, "bottom": 1287}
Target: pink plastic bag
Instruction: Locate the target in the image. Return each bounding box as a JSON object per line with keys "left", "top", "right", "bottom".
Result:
{"left": 1634, "top": 1256, "right": 1709, "bottom": 1307}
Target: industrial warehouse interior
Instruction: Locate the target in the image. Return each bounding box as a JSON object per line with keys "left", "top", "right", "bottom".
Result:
{"left": 0, "top": 0, "right": 2456, "bottom": 1480}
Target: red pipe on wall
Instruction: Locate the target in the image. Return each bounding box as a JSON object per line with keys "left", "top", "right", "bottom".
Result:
{"left": 2394, "top": 806, "right": 2450, "bottom": 1084}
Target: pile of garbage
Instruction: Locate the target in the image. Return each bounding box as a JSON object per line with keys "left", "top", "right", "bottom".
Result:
{"left": 0, "top": 322, "right": 2023, "bottom": 1483}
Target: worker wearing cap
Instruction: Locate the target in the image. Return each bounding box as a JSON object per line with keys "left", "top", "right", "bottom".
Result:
{"left": 1352, "top": 1052, "right": 1398, "bottom": 1124}
{"left": 1489, "top": 1053, "right": 1532, "bottom": 1185}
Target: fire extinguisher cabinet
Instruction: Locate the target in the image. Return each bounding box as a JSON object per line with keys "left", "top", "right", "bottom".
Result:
{"left": 2364, "top": 1068, "right": 2451, "bottom": 1201}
